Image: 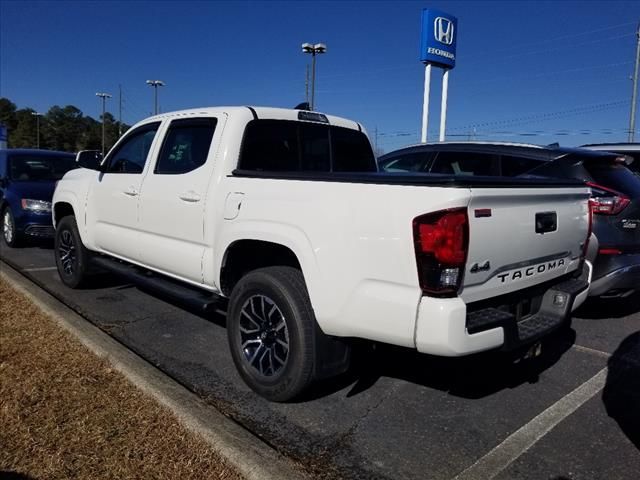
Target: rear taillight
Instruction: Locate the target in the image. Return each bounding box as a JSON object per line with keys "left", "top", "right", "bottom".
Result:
{"left": 413, "top": 208, "right": 468, "bottom": 297}
{"left": 582, "top": 198, "right": 595, "bottom": 258}
{"left": 587, "top": 182, "right": 630, "bottom": 215}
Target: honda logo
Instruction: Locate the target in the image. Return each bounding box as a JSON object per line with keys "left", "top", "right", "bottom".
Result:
{"left": 434, "top": 17, "right": 454, "bottom": 45}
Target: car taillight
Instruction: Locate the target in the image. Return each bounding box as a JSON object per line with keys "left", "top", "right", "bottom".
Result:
{"left": 582, "top": 198, "right": 595, "bottom": 258}
{"left": 413, "top": 208, "right": 468, "bottom": 297}
{"left": 587, "top": 182, "right": 630, "bottom": 215}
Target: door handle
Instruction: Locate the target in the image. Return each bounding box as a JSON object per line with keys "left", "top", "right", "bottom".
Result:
{"left": 123, "top": 186, "right": 138, "bottom": 197}
{"left": 178, "top": 191, "right": 201, "bottom": 203}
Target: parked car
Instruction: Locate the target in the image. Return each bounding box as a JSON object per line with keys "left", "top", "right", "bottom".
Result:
{"left": 379, "top": 142, "right": 640, "bottom": 298}
{"left": 581, "top": 143, "right": 640, "bottom": 176}
{"left": 0, "top": 149, "right": 77, "bottom": 247}
{"left": 53, "top": 109, "right": 591, "bottom": 401}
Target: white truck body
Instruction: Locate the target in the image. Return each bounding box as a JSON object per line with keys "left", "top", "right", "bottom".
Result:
{"left": 53, "top": 106, "right": 591, "bottom": 398}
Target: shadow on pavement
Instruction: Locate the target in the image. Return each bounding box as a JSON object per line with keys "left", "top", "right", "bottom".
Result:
{"left": 603, "top": 331, "right": 640, "bottom": 450}
{"left": 575, "top": 292, "right": 640, "bottom": 319}
{"left": 0, "top": 472, "right": 37, "bottom": 480}
{"left": 304, "top": 326, "right": 576, "bottom": 401}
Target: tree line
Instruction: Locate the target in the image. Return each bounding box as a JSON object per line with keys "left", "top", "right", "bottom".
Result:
{"left": 0, "top": 97, "right": 130, "bottom": 152}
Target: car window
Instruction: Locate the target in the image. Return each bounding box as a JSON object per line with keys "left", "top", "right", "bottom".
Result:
{"left": 500, "top": 155, "right": 546, "bottom": 177}
{"left": 8, "top": 153, "right": 76, "bottom": 181}
{"left": 155, "top": 118, "right": 217, "bottom": 174}
{"left": 105, "top": 123, "right": 160, "bottom": 174}
{"left": 300, "top": 123, "right": 330, "bottom": 171}
{"left": 380, "top": 152, "right": 432, "bottom": 172}
{"left": 238, "top": 120, "right": 375, "bottom": 173}
{"left": 331, "top": 126, "right": 376, "bottom": 172}
{"left": 584, "top": 162, "right": 640, "bottom": 198}
{"left": 430, "top": 151, "right": 498, "bottom": 175}
{"left": 239, "top": 120, "right": 299, "bottom": 171}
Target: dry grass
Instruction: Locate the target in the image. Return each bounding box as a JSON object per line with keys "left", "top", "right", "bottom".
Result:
{"left": 0, "top": 278, "right": 243, "bottom": 480}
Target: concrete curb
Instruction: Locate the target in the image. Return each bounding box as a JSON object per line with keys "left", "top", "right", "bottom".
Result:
{"left": 1, "top": 263, "right": 307, "bottom": 480}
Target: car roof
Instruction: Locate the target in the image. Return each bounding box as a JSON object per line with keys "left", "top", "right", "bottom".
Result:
{"left": 0, "top": 148, "right": 74, "bottom": 156}
{"left": 581, "top": 143, "right": 640, "bottom": 152}
{"left": 133, "top": 106, "right": 363, "bottom": 132}
{"left": 378, "top": 141, "right": 617, "bottom": 162}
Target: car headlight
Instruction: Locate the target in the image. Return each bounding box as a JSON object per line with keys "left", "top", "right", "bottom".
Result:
{"left": 21, "top": 199, "right": 52, "bottom": 213}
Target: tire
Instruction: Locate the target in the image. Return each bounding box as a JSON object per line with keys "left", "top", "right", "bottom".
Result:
{"left": 54, "top": 216, "right": 92, "bottom": 288}
{"left": 227, "top": 266, "right": 317, "bottom": 401}
{"left": 2, "top": 206, "right": 22, "bottom": 248}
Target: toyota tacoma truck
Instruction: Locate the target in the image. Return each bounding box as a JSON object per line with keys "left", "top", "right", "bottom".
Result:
{"left": 52, "top": 106, "right": 592, "bottom": 401}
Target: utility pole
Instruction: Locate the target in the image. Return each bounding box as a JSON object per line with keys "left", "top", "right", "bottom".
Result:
{"left": 118, "top": 84, "right": 123, "bottom": 138}
{"left": 95, "top": 92, "right": 112, "bottom": 157}
{"left": 146, "top": 80, "right": 165, "bottom": 115}
{"left": 301, "top": 43, "right": 327, "bottom": 110}
{"left": 305, "top": 65, "right": 310, "bottom": 104}
{"left": 374, "top": 126, "right": 378, "bottom": 154}
{"left": 629, "top": 22, "right": 640, "bottom": 142}
{"left": 31, "top": 112, "right": 42, "bottom": 148}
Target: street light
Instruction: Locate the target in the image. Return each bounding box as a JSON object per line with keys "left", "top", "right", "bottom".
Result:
{"left": 95, "top": 92, "right": 112, "bottom": 157}
{"left": 31, "top": 112, "right": 42, "bottom": 149}
{"left": 301, "top": 43, "right": 327, "bottom": 111}
{"left": 146, "top": 80, "right": 165, "bottom": 115}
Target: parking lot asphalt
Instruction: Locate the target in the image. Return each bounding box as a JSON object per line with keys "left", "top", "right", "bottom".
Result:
{"left": 1, "top": 241, "right": 639, "bottom": 480}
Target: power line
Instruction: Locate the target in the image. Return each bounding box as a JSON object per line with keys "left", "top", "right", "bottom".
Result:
{"left": 475, "top": 21, "right": 638, "bottom": 56}
{"left": 376, "top": 100, "right": 630, "bottom": 142}
{"left": 449, "top": 99, "right": 629, "bottom": 132}
{"left": 319, "top": 23, "right": 637, "bottom": 81}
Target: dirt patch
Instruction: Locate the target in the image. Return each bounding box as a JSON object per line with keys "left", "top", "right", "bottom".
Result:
{"left": 0, "top": 278, "right": 243, "bottom": 480}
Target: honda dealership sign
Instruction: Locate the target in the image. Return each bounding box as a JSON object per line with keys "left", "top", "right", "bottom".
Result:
{"left": 420, "top": 9, "right": 458, "bottom": 69}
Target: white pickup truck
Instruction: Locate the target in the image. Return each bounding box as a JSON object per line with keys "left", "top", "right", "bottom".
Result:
{"left": 53, "top": 107, "right": 592, "bottom": 401}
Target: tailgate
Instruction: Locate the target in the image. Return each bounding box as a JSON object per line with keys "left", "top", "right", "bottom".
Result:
{"left": 461, "top": 187, "right": 591, "bottom": 303}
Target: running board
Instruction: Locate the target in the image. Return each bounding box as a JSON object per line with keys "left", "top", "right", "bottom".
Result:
{"left": 92, "top": 256, "right": 224, "bottom": 313}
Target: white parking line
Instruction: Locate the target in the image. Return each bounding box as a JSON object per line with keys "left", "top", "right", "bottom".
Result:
{"left": 572, "top": 344, "right": 612, "bottom": 359}
{"left": 22, "top": 266, "right": 58, "bottom": 272}
{"left": 453, "top": 368, "right": 608, "bottom": 480}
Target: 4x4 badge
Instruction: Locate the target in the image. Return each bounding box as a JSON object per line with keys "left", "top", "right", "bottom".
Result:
{"left": 470, "top": 260, "right": 491, "bottom": 273}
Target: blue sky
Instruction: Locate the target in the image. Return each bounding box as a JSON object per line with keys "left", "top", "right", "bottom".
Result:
{"left": 1, "top": 0, "right": 639, "bottom": 151}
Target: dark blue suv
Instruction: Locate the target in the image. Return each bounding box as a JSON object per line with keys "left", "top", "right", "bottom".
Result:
{"left": 0, "top": 149, "right": 76, "bottom": 247}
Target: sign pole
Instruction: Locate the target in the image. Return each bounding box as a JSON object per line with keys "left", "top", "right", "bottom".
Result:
{"left": 439, "top": 68, "right": 449, "bottom": 142}
{"left": 421, "top": 63, "right": 432, "bottom": 143}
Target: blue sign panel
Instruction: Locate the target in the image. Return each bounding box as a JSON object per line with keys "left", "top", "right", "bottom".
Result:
{"left": 420, "top": 9, "right": 458, "bottom": 69}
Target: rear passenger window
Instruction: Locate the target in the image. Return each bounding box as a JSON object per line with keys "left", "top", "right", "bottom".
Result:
{"left": 155, "top": 118, "right": 217, "bottom": 174}
{"left": 238, "top": 120, "right": 376, "bottom": 173}
{"left": 500, "top": 155, "right": 545, "bottom": 177}
{"left": 430, "top": 152, "right": 498, "bottom": 176}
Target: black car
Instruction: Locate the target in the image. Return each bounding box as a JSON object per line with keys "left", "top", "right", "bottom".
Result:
{"left": 378, "top": 142, "right": 640, "bottom": 298}
{"left": 0, "top": 149, "right": 77, "bottom": 247}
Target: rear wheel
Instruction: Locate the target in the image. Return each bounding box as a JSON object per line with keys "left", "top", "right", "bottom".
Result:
{"left": 2, "top": 206, "right": 22, "bottom": 248}
{"left": 55, "top": 216, "right": 93, "bottom": 288}
{"left": 227, "top": 266, "right": 317, "bottom": 401}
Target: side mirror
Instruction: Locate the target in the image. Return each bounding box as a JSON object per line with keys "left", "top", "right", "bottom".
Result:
{"left": 76, "top": 150, "right": 104, "bottom": 171}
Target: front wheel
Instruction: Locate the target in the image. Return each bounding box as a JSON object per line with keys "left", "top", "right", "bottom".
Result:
{"left": 54, "top": 216, "right": 93, "bottom": 288}
{"left": 227, "top": 267, "right": 317, "bottom": 402}
{"left": 2, "top": 207, "right": 22, "bottom": 248}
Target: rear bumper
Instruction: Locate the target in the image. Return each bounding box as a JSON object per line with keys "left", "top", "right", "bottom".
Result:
{"left": 415, "top": 266, "right": 589, "bottom": 356}
{"left": 589, "top": 255, "right": 640, "bottom": 297}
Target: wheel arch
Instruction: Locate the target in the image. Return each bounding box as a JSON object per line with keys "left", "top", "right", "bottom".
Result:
{"left": 219, "top": 239, "right": 305, "bottom": 296}
{"left": 53, "top": 201, "right": 76, "bottom": 227}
